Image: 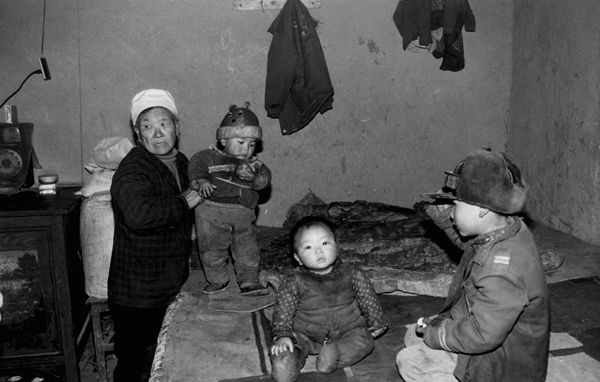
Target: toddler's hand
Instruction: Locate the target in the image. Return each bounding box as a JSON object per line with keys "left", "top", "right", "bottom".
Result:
{"left": 424, "top": 196, "right": 452, "bottom": 215}
{"left": 415, "top": 317, "right": 430, "bottom": 336}
{"left": 369, "top": 325, "right": 388, "bottom": 338}
{"left": 270, "top": 337, "right": 294, "bottom": 356}
{"left": 424, "top": 196, "right": 453, "bottom": 224}
{"left": 190, "top": 179, "right": 201, "bottom": 191}
{"left": 194, "top": 179, "right": 217, "bottom": 198}
{"left": 236, "top": 162, "right": 257, "bottom": 182}
{"left": 415, "top": 314, "right": 441, "bottom": 336}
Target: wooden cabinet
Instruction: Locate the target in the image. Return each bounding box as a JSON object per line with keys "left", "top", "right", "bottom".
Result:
{"left": 0, "top": 187, "right": 85, "bottom": 382}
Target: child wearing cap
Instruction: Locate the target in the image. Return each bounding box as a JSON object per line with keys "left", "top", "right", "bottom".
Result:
{"left": 188, "top": 102, "right": 271, "bottom": 296}
{"left": 396, "top": 149, "right": 550, "bottom": 382}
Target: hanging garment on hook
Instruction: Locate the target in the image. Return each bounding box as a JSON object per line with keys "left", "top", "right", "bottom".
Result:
{"left": 264, "top": 0, "right": 334, "bottom": 135}
{"left": 393, "top": 0, "right": 475, "bottom": 72}
{"left": 393, "top": 0, "right": 433, "bottom": 50}
{"left": 436, "top": 0, "right": 475, "bottom": 72}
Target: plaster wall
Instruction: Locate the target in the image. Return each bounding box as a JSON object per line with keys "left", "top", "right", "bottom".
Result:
{"left": 1, "top": 0, "right": 512, "bottom": 227}
{"left": 508, "top": 0, "right": 600, "bottom": 245}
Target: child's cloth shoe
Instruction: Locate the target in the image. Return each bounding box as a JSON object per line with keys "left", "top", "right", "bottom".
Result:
{"left": 203, "top": 281, "right": 230, "bottom": 295}
{"left": 240, "top": 283, "right": 269, "bottom": 296}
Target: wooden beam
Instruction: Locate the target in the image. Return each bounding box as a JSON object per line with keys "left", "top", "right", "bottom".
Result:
{"left": 233, "top": 0, "right": 321, "bottom": 11}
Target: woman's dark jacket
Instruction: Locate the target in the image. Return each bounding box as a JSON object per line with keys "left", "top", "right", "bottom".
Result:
{"left": 109, "top": 146, "right": 192, "bottom": 308}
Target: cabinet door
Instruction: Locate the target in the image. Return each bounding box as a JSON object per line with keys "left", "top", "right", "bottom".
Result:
{"left": 0, "top": 228, "right": 60, "bottom": 358}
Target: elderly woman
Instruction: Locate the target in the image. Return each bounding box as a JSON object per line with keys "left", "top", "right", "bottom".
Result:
{"left": 108, "top": 89, "right": 203, "bottom": 382}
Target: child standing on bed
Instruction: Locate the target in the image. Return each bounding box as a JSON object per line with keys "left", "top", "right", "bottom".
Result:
{"left": 269, "top": 216, "right": 388, "bottom": 382}
{"left": 396, "top": 148, "right": 550, "bottom": 382}
{"left": 188, "top": 102, "right": 271, "bottom": 297}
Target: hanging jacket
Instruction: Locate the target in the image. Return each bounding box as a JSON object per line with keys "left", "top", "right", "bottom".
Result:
{"left": 393, "top": 0, "right": 433, "bottom": 50}
{"left": 265, "top": 0, "right": 334, "bottom": 135}
{"left": 394, "top": 0, "right": 475, "bottom": 72}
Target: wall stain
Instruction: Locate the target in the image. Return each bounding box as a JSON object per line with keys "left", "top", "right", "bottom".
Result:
{"left": 214, "top": 28, "right": 268, "bottom": 76}
{"left": 357, "top": 38, "right": 386, "bottom": 56}
{"left": 367, "top": 39, "right": 384, "bottom": 55}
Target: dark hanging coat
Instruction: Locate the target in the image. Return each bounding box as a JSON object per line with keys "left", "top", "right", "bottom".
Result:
{"left": 393, "top": 0, "right": 476, "bottom": 72}
{"left": 265, "top": 0, "right": 334, "bottom": 135}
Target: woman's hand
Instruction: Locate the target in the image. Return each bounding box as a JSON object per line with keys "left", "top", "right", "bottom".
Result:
{"left": 190, "top": 179, "right": 217, "bottom": 198}
{"left": 180, "top": 188, "right": 204, "bottom": 209}
{"left": 270, "top": 337, "right": 294, "bottom": 356}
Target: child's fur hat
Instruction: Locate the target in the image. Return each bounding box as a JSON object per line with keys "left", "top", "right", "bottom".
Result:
{"left": 424, "top": 148, "right": 529, "bottom": 214}
{"left": 217, "top": 102, "right": 262, "bottom": 140}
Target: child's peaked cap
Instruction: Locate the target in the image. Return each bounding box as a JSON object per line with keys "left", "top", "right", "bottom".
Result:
{"left": 423, "top": 148, "right": 529, "bottom": 214}
{"left": 217, "top": 102, "right": 262, "bottom": 140}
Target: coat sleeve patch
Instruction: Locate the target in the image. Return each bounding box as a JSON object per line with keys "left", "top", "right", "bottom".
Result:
{"left": 493, "top": 255, "right": 510, "bottom": 265}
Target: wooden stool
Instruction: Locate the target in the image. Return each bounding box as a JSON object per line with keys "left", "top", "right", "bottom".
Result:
{"left": 86, "top": 297, "right": 115, "bottom": 382}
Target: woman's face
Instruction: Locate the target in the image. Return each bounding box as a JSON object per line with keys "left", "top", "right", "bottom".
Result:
{"left": 135, "top": 107, "right": 179, "bottom": 156}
